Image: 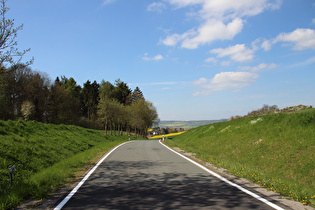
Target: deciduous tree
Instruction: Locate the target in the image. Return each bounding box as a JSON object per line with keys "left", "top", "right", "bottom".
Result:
{"left": 82, "top": 80, "right": 99, "bottom": 121}
{"left": 114, "top": 78, "right": 131, "bottom": 105}
{"left": 126, "top": 86, "right": 144, "bottom": 105}
{"left": 0, "top": 0, "right": 33, "bottom": 67}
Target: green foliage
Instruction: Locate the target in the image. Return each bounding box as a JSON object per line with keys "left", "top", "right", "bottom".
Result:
{"left": 0, "top": 65, "right": 159, "bottom": 131}
{"left": 165, "top": 109, "right": 315, "bottom": 207}
{"left": 0, "top": 120, "right": 137, "bottom": 209}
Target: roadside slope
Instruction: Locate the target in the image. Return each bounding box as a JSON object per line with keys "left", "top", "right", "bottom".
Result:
{"left": 165, "top": 109, "right": 315, "bottom": 207}
{"left": 0, "top": 120, "right": 135, "bottom": 209}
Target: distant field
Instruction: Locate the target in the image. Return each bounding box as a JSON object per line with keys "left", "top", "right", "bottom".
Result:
{"left": 159, "top": 119, "right": 227, "bottom": 129}
{"left": 0, "top": 120, "right": 138, "bottom": 209}
{"left": 165, "top": 109, "right": 315, "bottom": 207}
{"left": 149, "top": 131, "right": 186, "bottom": 139}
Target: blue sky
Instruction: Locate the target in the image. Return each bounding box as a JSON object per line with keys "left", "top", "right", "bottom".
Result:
{"left": 8, "top": 0, "right": 315, "bottom": 120}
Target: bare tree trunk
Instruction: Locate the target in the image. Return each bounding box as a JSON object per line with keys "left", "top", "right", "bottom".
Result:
{"left": 120, "top": 124, "right": 123, "bottom": 136}
{"left": 104, "top": 120, "right": 108, "bottom": 135}
{"left": 127, "top": 125, "right": 130, "bottom": 136}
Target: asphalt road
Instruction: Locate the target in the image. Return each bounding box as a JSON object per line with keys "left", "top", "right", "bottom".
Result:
{"left": 58, "top": 140, "right": 285, "bottom": 210}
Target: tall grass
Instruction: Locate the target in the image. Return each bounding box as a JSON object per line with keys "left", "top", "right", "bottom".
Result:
{"left": 0, "top": 119, "right": 137, "bottom": 209}
{"left": 165, "top": 109, "right": 315, "bottom": 207}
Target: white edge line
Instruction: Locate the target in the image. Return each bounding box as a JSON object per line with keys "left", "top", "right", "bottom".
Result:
{"left": 54, "top": 141, "right": 133, "bottom": 210}
{"left": 159, "top": 140, "right": 284, "bottom": 210}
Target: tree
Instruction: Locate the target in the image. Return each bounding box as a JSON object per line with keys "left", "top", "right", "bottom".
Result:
{"left": 0, "top": 0, "right": 35, "bottom": 120}
{"left": 114, "top": 78, "right": 131, "bottom": 105}
{"left": 0, "top": 66, "right": 12, "bottom": 119}
{"left": 21, "top": 100, "right": 35, "bottom": 121}
{"left": 126, "top": 86, "right": 144, "bottom": 105}
{"left": 0, "top": 64, "right": 32, "bottom": 120}
{"left": 47, "top": 76, "right": 83, "bottom": 124}
{"left": 0, "top": 0, "right": 33, "bottom": 67}
{"left": 27, "top": 72, "right": 50, "bottom": 122}
{"left": 47, "top": 78, "right": 69, "bottom": 124}
{"left": 0, "top": 64, "right": 50, "bottom": 121}
{"left": 82, "top": 80, "right": 99, "bottom": 121}
{"left": 129, "top": 99, "right": 159, "bottom": 137}
{"left": 98, "top": 98, "right": 121, "bottom": 135}
{"left": 99, "top": 80, "right": 115, "bottom": 100}
{"left": 60, "top": 76, "right": 82, "bottom": 119}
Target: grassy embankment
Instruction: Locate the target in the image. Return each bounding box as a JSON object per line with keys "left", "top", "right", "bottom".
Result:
{"left": 165, "top": 109, "right": 315, "bottom": 207}
{"left": 0, "top": 120, "right": 137, "bottom": 209}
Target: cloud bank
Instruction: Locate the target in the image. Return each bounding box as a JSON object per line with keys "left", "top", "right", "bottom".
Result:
{"left": 142, "top": 53, "right": 164, "bottom": 61}
{"left": 193, "top": 72, "right": 260, "bottom": 95}
{"left": 161, "top": 0, "right": 282, "bottom": 49}
{"left": 147, "top": 2, "right": 166, "bottom": 13}
{"left": 210, "top": 44, "right": 254, "bottom": 62}
{"left": 273, "top": 28, "right": 315, "bottom": 50}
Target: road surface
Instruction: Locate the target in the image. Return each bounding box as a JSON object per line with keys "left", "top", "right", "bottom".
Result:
{"left": 57, "top": 140, "right": 286, "bottom": 209}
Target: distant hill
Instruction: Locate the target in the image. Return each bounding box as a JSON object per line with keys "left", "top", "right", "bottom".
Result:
{"left": 159, "top": 119, "right": 227, "bottom": 129}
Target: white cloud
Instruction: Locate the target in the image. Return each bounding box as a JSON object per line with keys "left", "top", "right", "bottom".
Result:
{"left": 251, "top": 38, "right": 271, "bottom": 51}
{"left": 153, "top": 54, "right": 164, "bottom": 60}
{"left": 204, "top": 57, "right": 217, "bottom": 63}
{"left": 180, "top": 18, "right": 243, "bottom": 49}
{"left": 161, "top": 18, "right": 243, "bottom": 49}
{"left": 161, "top": 0, "right": 282, "bottom": 49}
{"left": 193, "top": 72, "right": 260, "bottom": 95}
{"left": 261, "top": 39, "right": 272, "bottom": 51}
{"left": 251, "top": 38, "right": 261, "bottom": 51}
{"left": 161, "top": 29, "right": 196, "bottom": 47}
{"left": 147, "top": 2, "right": 166, "bottom": 13}
{"left": 273, "top": 28, "right": 315, "bottom": 50}
{"left": 312, "top": 19, "right": 315, "bottom": 24}
{"left": 289, "top": 56, "right": 315, "bottom": 68}
{"left": 211, "top": 44, "right": 254, "bottom": 62}
{"left": 168, "top": 0, "right": 281, "bottom": 19}
{"left": 101, "top": 0, "right": 116, "bottom": 6}
{"left": 221, "top": 61, "right": 231, "bottom": 66}
{"left": 142, "top": 53, "right": 164, "bottom": 61}
{"left": 239, "top": 63, "right": 277, "bottom": 72}
{"left": 193, "top": 78, "right": 207, "bottom": 85}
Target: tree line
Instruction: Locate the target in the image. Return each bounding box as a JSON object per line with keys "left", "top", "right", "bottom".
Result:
{"left": 0, "top": 64, "right": 159, "bottom": 136}
{"left": 0, "top": 0, "right": 159, "bottom": 136}
{"left": 228, "top": 104, "right": 313, "bottom": 121}
{"left": 228, "top": 104, "right": 279, "bottom": 121}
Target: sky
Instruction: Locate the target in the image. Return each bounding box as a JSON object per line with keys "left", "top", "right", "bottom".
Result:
{"left": 7, "top": 0, "right": 315, "bottom": 121}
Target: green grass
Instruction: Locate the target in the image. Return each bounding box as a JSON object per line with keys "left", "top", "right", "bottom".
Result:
{"left": 0, "top": 119, "right": 138, "bottom": 209}
{"left": 165, "top": 109, "right": 315, "bottom": 207}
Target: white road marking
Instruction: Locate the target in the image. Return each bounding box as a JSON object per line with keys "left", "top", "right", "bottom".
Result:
{"left": 159, "top": 140, "right": 284, "bottom": 210}
{"left": 54, "top": 141, "right": 133, "bottom": 210}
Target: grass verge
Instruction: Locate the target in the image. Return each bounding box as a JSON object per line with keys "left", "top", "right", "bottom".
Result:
{"left": 165, "top": 109, "right": 315, "bottom": 207}
{"left": 0, "top": 119, "right": 137, "bottom": 209}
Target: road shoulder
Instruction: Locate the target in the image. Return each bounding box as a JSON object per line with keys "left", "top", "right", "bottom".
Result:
{"left": 160, "top": 141, "right": 314, "bottom": 210}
